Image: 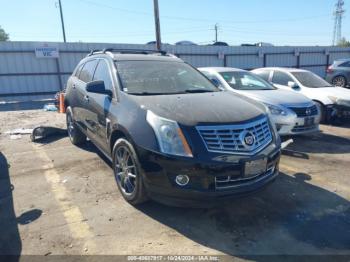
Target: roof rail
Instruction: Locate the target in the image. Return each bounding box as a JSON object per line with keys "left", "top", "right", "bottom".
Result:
{"left": 87, "top": 48, "right": 168, "bottom": 57}
{"left": 87, "top": 49, "right": 103, "bottom": 57}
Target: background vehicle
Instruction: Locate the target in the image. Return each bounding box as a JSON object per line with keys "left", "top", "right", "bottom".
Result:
{"left": 64, "top": 49, "right": 281, "bottom": 207}
{"left": 241, "top": 42, "right": 274, "bottom": 47}
{"left": 175, "top": 41, "right": 197, "bottom": 46}
{"left": 326, "top": 58, "right": 350, "bottom": 88}
{"left": 199, "top": 67, "right": 320, "bottom": 136}
{"left": 211, "top": 41, "right": 229, "bottom": 46}
{"left": 252, "top": 67, "right": 350, "bottom": 123}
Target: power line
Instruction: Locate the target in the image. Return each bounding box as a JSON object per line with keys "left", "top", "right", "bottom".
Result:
{"left": 222, "top": 28, "right": 332, "bottom": 37}
{"left": 10, "top": 28, "right": 213, "bottom": 39}
{"left": 75, "top": 0, "right": 331, "bottom": 25}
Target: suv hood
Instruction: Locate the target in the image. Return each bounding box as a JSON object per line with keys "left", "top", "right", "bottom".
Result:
{"left": 235, "top": 89, "right": 311, "bottom": 106}
{"left": 129, "top": 91, "right": 266, "bottom": 126}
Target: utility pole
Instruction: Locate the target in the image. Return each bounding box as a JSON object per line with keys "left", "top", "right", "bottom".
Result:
{"left": 332, "top": 0, "right": 345, "bottom": 46}
{"left": 153, "top": 0, "right": 162, "bottom": 50}
{"left": 58, "top": 0, "right": 67, "bottom": 43}
{"left": 214, "top": 23, "right": 219, "bottom": 43}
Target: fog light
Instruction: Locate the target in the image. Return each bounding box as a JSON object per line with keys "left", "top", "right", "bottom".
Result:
{"left": 175, "top": 175, "right": 189, "bottom": 186}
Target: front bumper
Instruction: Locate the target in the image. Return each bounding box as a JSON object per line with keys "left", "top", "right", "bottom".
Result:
{"left": 323, "top": 104, "right": 350, "bottom": 123}
{"left": 136, "top": 145, "right": 281, "bottom": 207}
{"left": 334, "top": 104, "right": 350, "bottom": 119}
{"left": 272, "top": 114, "right": 320, "bottom": 136}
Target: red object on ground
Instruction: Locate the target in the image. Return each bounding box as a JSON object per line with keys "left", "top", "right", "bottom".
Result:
{"left": 59, "top": 93, "right": 66, "bottom": 113}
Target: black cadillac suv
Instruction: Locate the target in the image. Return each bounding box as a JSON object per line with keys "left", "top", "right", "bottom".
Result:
{"left": 64, "top": 49, "right": 281, "bottom": 207}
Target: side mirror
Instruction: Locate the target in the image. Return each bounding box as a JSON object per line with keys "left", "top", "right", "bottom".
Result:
{"left": 288, "top": 81, "right": 300, "bottom": 90}
{"left": 86, "top": 80, "right": 113, "bottom": 96}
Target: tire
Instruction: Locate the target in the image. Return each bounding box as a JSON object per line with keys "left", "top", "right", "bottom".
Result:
{"left": 66, "top": 108, "right": 86, "bottom": 145}
{"left": 112, "top": 138, "right": 148, "bottom": 205}
{"left": 314, "top": 101, "right": 326, "bottom": 124}
{"left": 332, "top": 76, "right": 347, "bottom": 87}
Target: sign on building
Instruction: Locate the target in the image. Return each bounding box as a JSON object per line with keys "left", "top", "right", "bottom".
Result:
{"left": 35, "top": 45, "right": 59, "bottom": 58}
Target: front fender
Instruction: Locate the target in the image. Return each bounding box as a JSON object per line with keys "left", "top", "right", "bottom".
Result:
{"left": 107, "top": 106, "right": 159, "bottom": 155}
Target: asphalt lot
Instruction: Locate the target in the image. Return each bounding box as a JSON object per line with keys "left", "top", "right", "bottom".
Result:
{"left": 0, "top": 108, "right": 349, "bottom": 257}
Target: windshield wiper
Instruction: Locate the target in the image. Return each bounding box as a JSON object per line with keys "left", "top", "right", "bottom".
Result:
{"left": 127, "top": 92, "right": 184, "bottom": 96}
{"left": 183, "top": 89, "right": 215, "bottom": 93}
{"left": 128, "top": 92, "right": 167, "bottom": 96}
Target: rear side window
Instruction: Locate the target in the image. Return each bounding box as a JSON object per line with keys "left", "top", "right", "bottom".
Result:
{"left": 256, "top": 70, "right": 271, "bottom": 81}
{"left": 74, "top": 64, "right": 84, "bottom": 77}
{"left": 272, "top": 71, "right": 293, "bottom": 85}
{"left": 93, "top": 60, "right": 114, "bottom": 91}
{"left": 79, "top": 60, "right": 98, "bottom": 83}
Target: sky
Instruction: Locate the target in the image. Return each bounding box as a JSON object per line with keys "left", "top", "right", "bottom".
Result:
{"left": 0, "top": 0, "right": 349, "bottom": 46}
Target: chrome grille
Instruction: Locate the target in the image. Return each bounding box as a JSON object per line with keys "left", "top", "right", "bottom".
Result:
{"left": 288, "top": 105, "right": 318, "bottom": 117}
{"left": 196, "top": 117, "right": 272, "bottom": 155}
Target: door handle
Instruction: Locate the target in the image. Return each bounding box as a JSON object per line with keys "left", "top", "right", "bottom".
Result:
{"left": 84, "top": 95, "right": 89, "bottom": 103}
{"left": 72, "top": 84, "right": 76, "bottom": 89}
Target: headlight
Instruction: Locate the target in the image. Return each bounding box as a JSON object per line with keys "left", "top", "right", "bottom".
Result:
{"left": 264, "top": 103, "right": 288, "bottom": 116}
{"left": 328, "top": 96, "right": 338, "bottom": 103}
{"left": 146, "top": 110, "right": 193, "bottom": 157}
{"left": 328, "top": 96, "right": 350, "bottom": 107}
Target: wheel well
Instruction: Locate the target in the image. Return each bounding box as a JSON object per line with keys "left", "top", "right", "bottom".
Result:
{"left": 110, "top": 130, "right": 126, "bottom": 153}
{"left": 332, "top": 75, "right": 347, "bottom": 82}
{"left": 313, "top": 100, "right": 324, "bottom": 106}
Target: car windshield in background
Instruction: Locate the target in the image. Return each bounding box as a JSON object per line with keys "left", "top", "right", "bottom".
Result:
{"left": 291, "top": 71, "right": 333, "bottom": 88}
{"left": 219, "top": 71, "right": 276, "bottom": 90}
{"left": 115, "top": 61, "right": 219, "bottom": 95}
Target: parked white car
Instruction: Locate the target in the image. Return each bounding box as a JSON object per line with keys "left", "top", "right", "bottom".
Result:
{"left": 252, "top": 67, "right": 350, "bottom": 122}
{"left": 199, "top": 67, "right": 320, "bottom": 136}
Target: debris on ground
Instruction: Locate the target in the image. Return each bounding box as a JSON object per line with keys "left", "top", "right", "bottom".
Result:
{"left": 5, "top": 128, "right": 33, "bottom": 135}
{"left": 281, "top": 139, "right": 293, "bottom": 149}
{"left": 10, "top": 134, "right": 22, "bottom": 140}
{"left": 30, "top": 126, "right": 67, "bottom": 142}
{"left": 43, "top": 103, "right": 58, "bottom": 112}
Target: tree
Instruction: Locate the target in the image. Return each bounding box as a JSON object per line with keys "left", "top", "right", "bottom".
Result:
{"left": 337, "top": 37, "right": 350, "bottom": 47}
{"left": 0, "top": 26, "right": 9, "bottom": 41}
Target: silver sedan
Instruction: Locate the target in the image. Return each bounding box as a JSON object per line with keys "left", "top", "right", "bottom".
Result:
{"left": 199, "top": 67, "right": 321, "bottom": 136}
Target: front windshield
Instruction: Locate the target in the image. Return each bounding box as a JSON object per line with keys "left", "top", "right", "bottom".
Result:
{"left": 115, "top": 61, "right": 219, "bottom": 95}
{"left": 291, "top": 71, "right": 333, "bottom": 88}
{"left": 219, "top": 71, "right": 276, "bottom": 90}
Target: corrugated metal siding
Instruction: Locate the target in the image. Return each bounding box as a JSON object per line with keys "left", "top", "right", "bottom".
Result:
{"left": 0, "top": 75, "right": 59, "bottom": 94}
{"left": 179, "top": 55, "right": 222, "bottom": 67}
{"left": 226, "top": 54, "right": 263, "bottom": 70}
{"left": 266, "top": 53, "right": 297, "bottom": 67}
{"left": 1, "top": 41, "right": 350, "bottom": 102}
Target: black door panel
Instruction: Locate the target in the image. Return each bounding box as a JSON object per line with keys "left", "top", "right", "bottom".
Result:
{"left": 84, "top": 59, "right": 116, "bottom": 151}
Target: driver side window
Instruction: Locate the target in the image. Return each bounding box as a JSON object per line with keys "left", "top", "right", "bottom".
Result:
{"left": 93, "top": 60, "right": 114, "bottom": 91}
{"left": 272, "top": 71, "right": 293, "bottom": 86}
